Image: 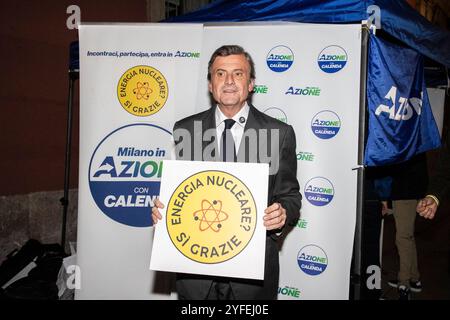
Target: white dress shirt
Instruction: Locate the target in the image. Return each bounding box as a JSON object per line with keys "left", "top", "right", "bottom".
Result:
{"left": 215, "top": 102, "right": 250, "bottom": 153}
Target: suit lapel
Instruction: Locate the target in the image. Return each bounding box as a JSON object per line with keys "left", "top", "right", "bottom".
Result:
{"left": 201, "top": 107, "right": 219, "bottom": 161}
{"left": 237, "top": 104, "right": 263, "bottom": 162}
{"left": 201, "top": 104, "right": 264, "bottom": 162}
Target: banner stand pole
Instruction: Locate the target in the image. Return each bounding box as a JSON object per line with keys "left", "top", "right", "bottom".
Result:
{"left": 60, "top": 42, "right": 79, "bottom": 253}
{"left": 351, "top": 23, "right": 370, "bottom": 300}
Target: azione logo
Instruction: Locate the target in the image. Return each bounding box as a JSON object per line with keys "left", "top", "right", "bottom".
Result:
{"left": 297, "top": 245, "right": 328, "bottom": 276}
{"left": 266, "top": 45, "right": 294, "bottom": 72}
{"left": 285, "top": 86, "right": 321, "bottom": 96}
{"left": 304, "top": 176, "right": 334, "bottom": 206}
{"left": 318, "top": 45, "right": 348, "bottom": 73}
{"left": 174, "top": 51, "right": 200, "bottom": 58}
{"left": 311, "top": 110, "right": 341, "bottom": 139}
{"left": 288, "top": 218, "right": 307, "bottom": 230}
{"left": 253, "top": 85, "right": 268, "bottom": 94}
{"left": 263, "top": 107, "right": 287, "bottom": 123}
{"left": 88, "top": 123, "right": 172, "bottom": 227}
{"left": 278, "top": 285, "right": 301, "bottom": 299}
{"left": 297, "top": 151, "right": 315, "bottom": 162}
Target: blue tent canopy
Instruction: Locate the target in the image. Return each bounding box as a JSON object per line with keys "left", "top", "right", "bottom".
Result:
{"left": 167, "top": 0, "right": 450, "bottom": 68}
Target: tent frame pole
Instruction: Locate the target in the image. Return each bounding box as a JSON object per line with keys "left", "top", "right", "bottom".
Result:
{"left": 352, "top": 23, "right": 370, "bottom": 300}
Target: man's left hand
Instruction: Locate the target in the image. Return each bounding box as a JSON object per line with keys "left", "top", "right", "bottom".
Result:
{"left": 263, "top": 202, "right": 287, "bottom": 230}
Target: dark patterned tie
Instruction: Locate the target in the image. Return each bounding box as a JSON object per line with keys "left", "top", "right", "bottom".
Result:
{"left": 221, "top": 119, "right": 236, "bottom": 162}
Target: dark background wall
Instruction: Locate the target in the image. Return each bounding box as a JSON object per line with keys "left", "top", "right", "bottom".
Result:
{"left": 0, "top": 0, "right": 148, "bottom": 196}
{"left": 0, "top": 0, "right": 212, "bottom": 265}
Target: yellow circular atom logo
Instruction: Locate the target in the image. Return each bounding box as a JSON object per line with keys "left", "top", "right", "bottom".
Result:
{"left": 117, "top": 65, "right": 168, "bottom": 117}
{"left": 166, "top": 170, "right": 257, "bottom": 264}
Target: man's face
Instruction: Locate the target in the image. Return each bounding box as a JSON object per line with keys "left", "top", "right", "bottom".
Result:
{"left": 208, "top": 54, "right": 254, "bottom": 110}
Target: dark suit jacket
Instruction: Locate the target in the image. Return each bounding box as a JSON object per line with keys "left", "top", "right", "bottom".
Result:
{"left": 428, "top": 130, "right": 450, "bottom": 202}
{"left": 172, "top": 104, "right": 302, "bottom": 299}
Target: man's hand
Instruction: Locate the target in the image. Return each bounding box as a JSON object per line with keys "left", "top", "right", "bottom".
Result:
{"left": 381, "top": 201, "right": 389, "bottom": 216}
{"left": 416, "top": 196, "right": 438, "bottom": 220}
{"left": 151, "top": 198, "right": 164, "bottom": 225}
{"left": 263, "top": 202, "right": 287, "bottom": 231}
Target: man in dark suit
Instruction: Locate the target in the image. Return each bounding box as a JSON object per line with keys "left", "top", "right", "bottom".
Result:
{"left": 152, "top": 45, "right": 301, "bottom": 300}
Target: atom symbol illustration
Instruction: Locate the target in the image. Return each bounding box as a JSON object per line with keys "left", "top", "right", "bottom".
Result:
{"left": 133, "top": 82, "right": 152, "bottom": 100}
{"left": 193, "top": 199, "right": 229, "bottom": 232}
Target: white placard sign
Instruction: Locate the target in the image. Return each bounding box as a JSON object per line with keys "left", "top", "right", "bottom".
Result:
{"left": 150, "top": 160, "right": 269, "bottom": 280}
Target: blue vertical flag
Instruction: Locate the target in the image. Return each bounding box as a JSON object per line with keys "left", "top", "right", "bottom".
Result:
{"left": 364, "top": 35, "right": 441, "bottom": 166}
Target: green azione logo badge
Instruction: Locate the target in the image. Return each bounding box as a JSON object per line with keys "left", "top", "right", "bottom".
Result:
{"left": 253, "top": 85, "right": 268, "bottom": 94}
{"left": 297, "top": 151, "right": 315, "bottom": 162}
{"left": 278, "top": 286, "right": 301, "bottom": 298}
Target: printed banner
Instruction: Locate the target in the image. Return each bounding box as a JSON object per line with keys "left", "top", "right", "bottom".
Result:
{"left": 196, "top": 23, "right": 362, "bottom": 299}
{"left": 78, "top": 22, "right": 362, "bottom": 300}
{"left": 77, "top": 23, "right": 203, "bottom": 299}
{"left": 150, "top": 160, "right": 268, "bottom": 280}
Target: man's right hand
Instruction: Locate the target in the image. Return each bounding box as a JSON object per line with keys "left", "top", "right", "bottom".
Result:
{"left": 416, "top": 196, "right": 438, "bottom": 220}
{"left": 151, "top": 198, "right": 164, "bottom": 225}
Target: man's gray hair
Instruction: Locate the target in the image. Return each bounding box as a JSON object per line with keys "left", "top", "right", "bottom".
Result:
{"left": 207, "top": 45, "right": 256, "bottom": 81}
